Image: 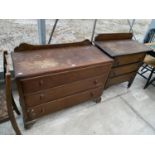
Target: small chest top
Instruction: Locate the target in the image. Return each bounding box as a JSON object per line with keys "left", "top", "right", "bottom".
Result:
{"left": 95, "top": 40, "right": 153, "bottom": 57}
{"left": 12, "top": 40, "right": 112, "bottom": 78}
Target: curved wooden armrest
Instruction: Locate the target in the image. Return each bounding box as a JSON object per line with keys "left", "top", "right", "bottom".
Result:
{"left": 5, "top": 71, "right": 21, "bottom": 135}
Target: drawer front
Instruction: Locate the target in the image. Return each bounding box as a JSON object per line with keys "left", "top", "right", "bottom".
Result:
{"left": 24, "top": 75, "right": 107, "bottom": 107}
{"left": 26, "top": 87, "right": 103, "bottom": 120}
{"left": 110, "top": 62, "right": 141, "bottom": 78}
{"left": 106, "top": 72, "right": 136, "bottom": 87}
{"left": 21, "top": 64, "right": 111, "bottom": 94}
{"left": 113, "top": 53, "right": 145, "bottom": 67}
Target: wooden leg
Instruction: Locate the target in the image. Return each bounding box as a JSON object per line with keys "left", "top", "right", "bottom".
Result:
{"left": 24, "top": 120, "right": 36, "bottom": 130}
{"left": 11, "top": 93, "right": 20, "bottom": 115}
{"left": 5, "top": 73, "right": 21, "bottom": 135}
{"left": 94, "top": 97, "right": 102, "bottom": 103}
{"left": 128, "top": 73, "right": 137, "bottom": 88}
{"left": 128, "top": 80, "right": 133, "bottom": 88}
{"left": 10, "top": 116, "right": 21, "bottom": 135}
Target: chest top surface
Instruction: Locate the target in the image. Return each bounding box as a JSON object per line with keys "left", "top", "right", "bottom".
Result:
{"left": 12, "top": 44, "right": 112, "bottom": 78}
{"left": 95, "top": 39, "right": 153, "bottom": 57}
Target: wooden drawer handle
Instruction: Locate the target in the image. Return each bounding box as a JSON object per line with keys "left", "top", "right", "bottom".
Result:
{"left": 112, "top": 72, "right": 116, "bottom": 77}
{"left": 116, "top": 61, "right": 119, "bottom": 65}
{"left": 40, "top": 94, "right": 45, "bottom": 100}
{"left": 28, "top": 109, "right": 36, "bottom": 117}
{"left": 28, "top": 108, "right": 45, "bottom": 118}
{"left": 115, "top": 60, "right": 120, "bottom": 66}
{"left": 93, "top": 80, "right": 98, "bottom": 85}
{"left": 40, "top": 108, "right": 45, "bottom": 114}
{"left": 90, "top": 92, "right": 95, "bottom": 97}
{"left": 39, "top": 80, "right": 44, "bottom": 86}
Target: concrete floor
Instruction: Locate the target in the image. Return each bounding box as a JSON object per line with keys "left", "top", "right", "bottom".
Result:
{"left": 0, "top": 73, "right": 155, "bottom": 135}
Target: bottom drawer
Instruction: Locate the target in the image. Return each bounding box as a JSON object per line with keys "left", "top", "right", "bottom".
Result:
{"left": 106, "top": 72, "right": 136, "bottom": 87}
{"left": 26, "top": 87, "right": 103, "bottom": 120}
{"left": 110, "top": 62, "right": 141, "bottom": 78}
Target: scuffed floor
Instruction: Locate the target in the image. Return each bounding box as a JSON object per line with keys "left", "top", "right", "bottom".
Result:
{"left": 0, "top": 73, "right": 155, "bottom": 135}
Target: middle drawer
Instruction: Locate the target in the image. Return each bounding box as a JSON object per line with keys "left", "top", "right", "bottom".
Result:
{"left": 20, "top": 64, "right": 110, "bottom": 94}
{"left": 24, "top": 75, "right": 106, "bottom": 107}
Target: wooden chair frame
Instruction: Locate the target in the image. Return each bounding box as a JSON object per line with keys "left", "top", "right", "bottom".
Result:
{"left": 3, "top": 51, "right": 21, "bottom": 135}
{"left": 138, "top": 41, "right": 155, "bottom": 89}
{"left": 138, "top": 63, "right": 155, "bottom": 89}
{"left": 3, "top": 51, "right": 20, "bottom": 115}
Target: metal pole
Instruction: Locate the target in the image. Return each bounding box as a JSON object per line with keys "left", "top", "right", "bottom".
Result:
{"left": 128, "top": 19, "right": 135, "bottom": 32}
{"left": 127, "top": 19, "right": 136, "bottom": 40}
{"left": 91, "top": 19, "right": 97, "bottom": 43}
{"left": 37, "top": 19, "right": 46, "bottom": 44}
{"left": 48, "top": 19, "right": 59, "bottom": 44}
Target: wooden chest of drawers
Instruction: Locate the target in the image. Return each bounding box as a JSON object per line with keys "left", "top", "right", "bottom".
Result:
{"left": 94, "top": 33, "right": 152, "bottom": 88}
{"left": 11, "top": 40, "right": 113, "bottom": 128}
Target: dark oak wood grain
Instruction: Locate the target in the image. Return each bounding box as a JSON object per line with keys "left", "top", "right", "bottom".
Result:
{"left": 20, "top": 64, "right": 110, "bottom": 94}
{"left": 94, "top": 33, "right": 151, "bottom": 88}
{"left": 12, "top": 40, "right": 113, "bottom": 128}
{"left": 95, "top": 40, "right": 152, "bottom": 57}
{"left": 12, "top": 40, "right": 111, "bottom": 78}
{"left": 24, "top": 75, "right": 107, "bottom": 107}
{"left": 113, "top": 53, "right": 145, "bottom": 67}
{"left": 106, "top": 72, "right": 136, "bottom": 87}
{"left": 109, "top": 62, "right": 141, "bottom": 78}
{"left": 26, "top": 87, "right": 103, "bottom": 120}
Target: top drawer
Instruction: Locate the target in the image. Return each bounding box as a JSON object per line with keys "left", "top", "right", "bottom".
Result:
{"left": 113, "top": 53, "right": 145, "bottom": 67}
{"left": 19, "top": 64, "right": 111, "bottom": 94}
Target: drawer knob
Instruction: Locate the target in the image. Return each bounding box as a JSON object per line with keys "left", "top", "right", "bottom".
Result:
{"left": 27, "top": 109, "right": 33, "bottom": 113}
{"left": 41, "top": 108, "right": 45, "bottom": 113}
{"left": 40, "top": 94, "right": 45, "bottom": 100}
{"left": 90, "top": 92, "right": 95, "bottom": 97}
{"left": 28, "top": 109, "right": 36, "bottom": 117}
{"left": 93, "top": 80, "right": 98, "bottom": 85}
{"left": 112, "top": 72, "right": 116, "bottom": 76}
{"left": 39, "top": 80, "right": 44, "bottom": 86}
{"left": 116, "top": 61, "right": 119, "bottom": 65}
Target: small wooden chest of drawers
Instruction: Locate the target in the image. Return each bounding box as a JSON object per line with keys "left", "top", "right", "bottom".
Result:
{"left": 11, "top": 40, "right": 113, "bottom": 128}
{"left": 94, "top": 33, "right": 152, "bottom": 88}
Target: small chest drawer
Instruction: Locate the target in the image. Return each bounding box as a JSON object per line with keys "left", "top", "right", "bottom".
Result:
{"left": 20, "top": 64, "right": 111, "bottom": 94}
{"left": 106, "top": 72, "right": 136, "bottom": 87}
{"left": 113, "top": 53, "right": 145, "bottom": 67}
{"left": 24, "top": 75, "right": 107, "bottom": 107}
{"left": 26, "top": 87, "right": 103, "bottom": 120}
{"left": 110, "top": 62, "right": 141, "bottom": 78}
